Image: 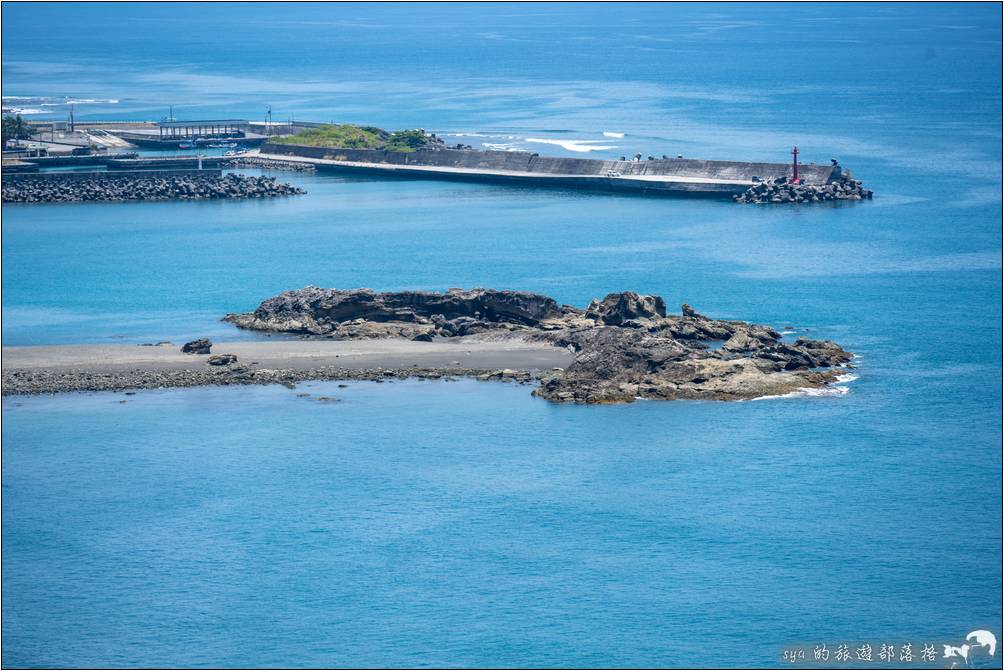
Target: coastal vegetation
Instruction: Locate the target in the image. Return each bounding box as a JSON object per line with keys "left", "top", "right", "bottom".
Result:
{"left": 2, "top": 113, "right": 34, "bottom": 143}
{"left": 269, "top": 124, "right": 434, "bottom": 152}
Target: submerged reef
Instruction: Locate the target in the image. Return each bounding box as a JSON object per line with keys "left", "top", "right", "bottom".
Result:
{"left": 226, "top": 287, "right": 854, "bottom": 403}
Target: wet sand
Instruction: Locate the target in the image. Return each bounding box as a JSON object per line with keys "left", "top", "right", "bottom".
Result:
{"left": 1, "top": 338, "right": 573, "bottom": 395}
{"left": 3, "top": 338, "right": 570, "bottom": 372}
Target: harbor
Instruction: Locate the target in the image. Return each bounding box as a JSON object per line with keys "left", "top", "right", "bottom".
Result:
{"left": 4, "top": 116, "right": 871, "bottom": 202}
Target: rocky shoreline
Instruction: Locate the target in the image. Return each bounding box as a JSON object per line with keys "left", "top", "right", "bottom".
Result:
{"left": 3, "top": 288, "right": 855, "bottom": 403}
{"left": 226, "top": 157, "right": 317, "bottom": 172}
{"left": 3, "top": 365, "right": 535, "bottom": 396}
{"left": 224, "top": 287, "right": 855, "bottom": 403}
{"left": 2, "top": 173, "right": 305, "bottom": 203}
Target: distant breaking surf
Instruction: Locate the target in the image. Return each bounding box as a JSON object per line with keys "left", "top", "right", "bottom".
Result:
{"left": 525, "top": 138, "right": 618, "bottom": 153}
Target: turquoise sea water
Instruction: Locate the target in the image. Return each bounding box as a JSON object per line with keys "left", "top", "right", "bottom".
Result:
{"left": 2, "top": 3, "right": 1001, "bottom": 668}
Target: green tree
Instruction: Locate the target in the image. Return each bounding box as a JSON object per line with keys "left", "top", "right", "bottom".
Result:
{"left": 2, "top": 114, "right": 34, "bottom": 144}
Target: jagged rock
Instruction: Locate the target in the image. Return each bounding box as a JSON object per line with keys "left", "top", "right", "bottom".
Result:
{"left": 722, "top": 330, "right": 757, "bottom": 352}
{"left": 221, "top": 287, "right": 854, "bottom": 404}
{"left": 207, "top": 354, "right": 238, "bottom": 366}
{"left": 181, "top": 338, "right": 212, "bottom": 354}
{"left": 585, "top": 291, "right": 666, "bottom": 325}
{"left": 225, "top": 286, "right": 565, "bottom": 334}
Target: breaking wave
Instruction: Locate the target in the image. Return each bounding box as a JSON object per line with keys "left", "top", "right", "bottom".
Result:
{"left": 750, "top": 373, "right": 858, "bottom": 401}
{"left": 603, "top": 131, "right": 625, "bottom": 138}
{"left": 482, "top": 142, "right": 527, "bottom": 152}
{"left": 525, "top": 138, "right": 618, "bottom": 153}
{"left": 2, "top": 107, "right": 46, "bottom": 115}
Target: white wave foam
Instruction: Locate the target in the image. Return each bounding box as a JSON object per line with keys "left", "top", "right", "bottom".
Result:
{"left": 2, "top": 107, "right": 45, "bottom": 115}
{"left": 525, "top": 138, "right": 618, "bottom": 153}
{"left": 482, "top": 142, "right": 527, "bottom": 152}
{"left": 452, "top": 132, "right": 488, "bottom": 137}
{"left": 603, "top": 131, "right": 625, "bottom": 138}
{"left": 780, "top": 330, "right": 796, "bottom": 335}
{"left": 750, "top": 373, "right": 857, "bottom": 401}
{"left": 63, "top": 98, "right": 119, "bottom": 104}
{"left": 751, "top": 385, "right": 851, "bottom": 401}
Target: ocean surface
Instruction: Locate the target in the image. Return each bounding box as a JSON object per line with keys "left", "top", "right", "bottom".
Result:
{"left": 2, "top": 3, "right": 1001, "bottom": 667}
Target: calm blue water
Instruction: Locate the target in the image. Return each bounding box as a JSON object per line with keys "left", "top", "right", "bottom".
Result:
{"left": 2, "top": 3, "right": 1001, "bottom": 668}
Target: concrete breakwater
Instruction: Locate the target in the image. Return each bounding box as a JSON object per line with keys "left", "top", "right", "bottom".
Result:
{"left": 259, "top": 142, "right": 848, "bottom": 198}
{"left": 2, "top": 171, "right": 305, "bottom": 203}
{"left": 733, "top": 174, "right": 873, "bottom": 204}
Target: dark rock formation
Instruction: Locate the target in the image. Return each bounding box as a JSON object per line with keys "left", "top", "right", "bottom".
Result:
{"left": 225, "top": 287, "right": 854, "bottom": 404}
{"left": 181, "top": 338, "right": 212, "bottom": 354}
{"left": 2, "top": 173, "right": 305, "bottom": 204}
{"left": 2, "top": 366, "right": 530, "bottom": 396}
{"left": 207, "top": 354, "right": 238, "bottom": 366}
{"left": 585, "top": 292, "right": 666, "bottom": 325}
{"left": 733, "top": 174, "right": 873, "bottom": 204}
{"left": 224, "top": 286, "right": 566, "bottom": 337}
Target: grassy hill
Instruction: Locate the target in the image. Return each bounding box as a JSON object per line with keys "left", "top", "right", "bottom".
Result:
{"left": 269, "top": 125, "right": 433, "bottom": 152}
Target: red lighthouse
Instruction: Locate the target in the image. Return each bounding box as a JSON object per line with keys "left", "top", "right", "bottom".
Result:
{"left": 791, "top": 145, "right": 800, "bottom": 184}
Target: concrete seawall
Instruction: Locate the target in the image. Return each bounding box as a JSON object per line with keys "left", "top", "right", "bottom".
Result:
{"left": 13, "top": 153, "right": 139, "bottom": 168}
{"left": 260, "top": 143, "right": 837, "bottom": 197}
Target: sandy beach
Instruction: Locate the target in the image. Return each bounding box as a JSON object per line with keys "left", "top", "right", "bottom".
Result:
{"left": 2, "top": 338, "right": 571, "bottom": 373}
{"left": 1, "top": 338, "right": 573, "bottom": 395}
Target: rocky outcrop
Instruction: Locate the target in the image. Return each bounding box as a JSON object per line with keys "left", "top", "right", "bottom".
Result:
{"left": 224, "top": 286, "right": 566, "bottom": 338}
{"left": 207, "top": 354, "right": 238, "bottom": 366}
{"left": 733, "top": 174, "right": 872, "bottom": 204}
{"left": 532, "top": 319, "right": 850, "bottom": 403}
{"left": 2, "top": 173, "right": 305, "bottom": 203}
{"left": 585, "top": 292, "right": 666, "bottom": 325}
{"left": 181, "top": 338, "right": 212, "bottom": 354}
{"left": 224, "top": 287, "right": 854, "bottom": 404}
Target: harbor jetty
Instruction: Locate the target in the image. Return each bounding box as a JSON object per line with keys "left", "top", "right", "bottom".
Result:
{"left": 257, "top": 140, "right": 865, "bottom": 200}
{"left": 1, "top": 171, "right": 305, "bottom": 203}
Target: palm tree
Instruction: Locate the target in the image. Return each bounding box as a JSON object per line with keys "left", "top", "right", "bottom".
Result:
{"left": 2, "top": 114, "right": 35, "bottom": 145}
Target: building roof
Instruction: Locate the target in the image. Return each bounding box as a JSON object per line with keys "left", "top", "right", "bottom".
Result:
{"left": 156, "top": 119, "right": 247, "bottom": 128}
